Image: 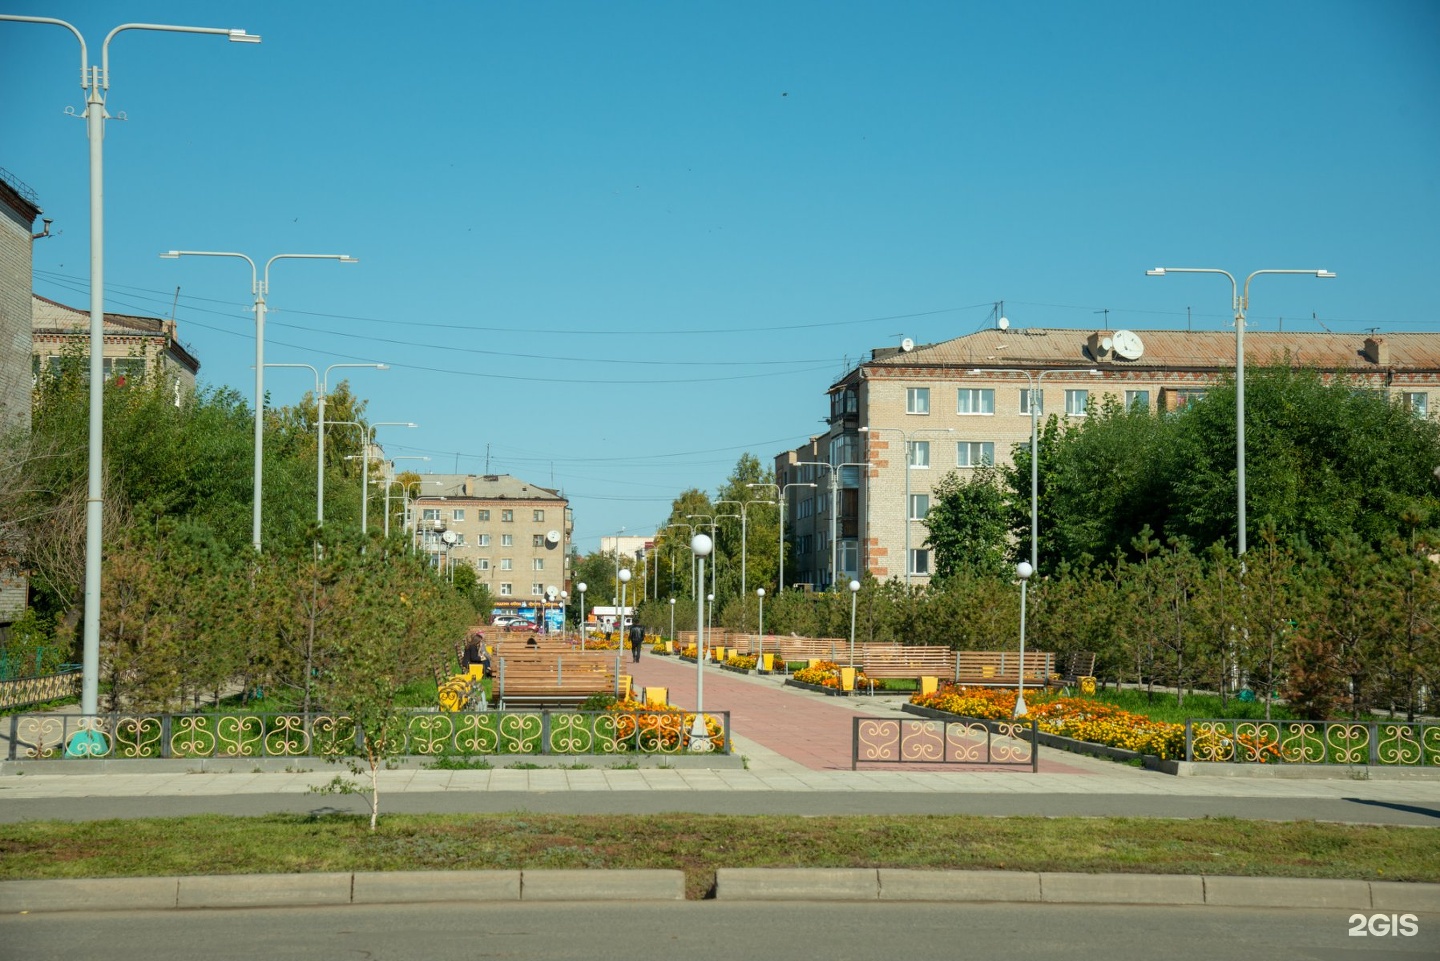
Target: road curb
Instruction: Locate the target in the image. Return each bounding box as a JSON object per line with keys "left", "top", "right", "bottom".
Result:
{"left": 2, "top": 871, "right": 1436, "bottom": 913}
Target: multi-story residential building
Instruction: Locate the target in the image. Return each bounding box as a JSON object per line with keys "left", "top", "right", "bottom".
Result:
{"left": 779, "top": 326, "right": 1440, "bottom": 591}
{"left": 31, "top": 294, "right": 200, "bottom": 392}
{"left": 410, "top": 473, "right": 572, "bottom": 611}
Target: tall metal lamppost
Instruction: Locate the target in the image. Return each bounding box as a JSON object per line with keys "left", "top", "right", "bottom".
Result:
{"left": 968, "top": 367, "right": 1100, "bottom": 570}
{"left": 690, "top": 533, "right": 713, "bottom": 752}
{"left": 749, "top": 480, "right": 815, "bottom": 592}
{"left": 1146, "top": 266, "right": 1336, "bottom": 556}
{"left": 669, "top": 597, "right": 676, "bottom": 644}
{"left": 718, "top": 498, "right": 775, "bottom": 596}
{"left": 577, "top": 582, "right": 588, "bottom": 650}
{"left": 666, "top": 522, "right": 694, "bottom": 596}
{"left": 266, "top": 362, "right": 388, "bottom": 524}
{"left": 618, "top": 568, "right": 632, "bottom": 648}
{"left": 161, "top": 250, "right": 356, "bottom": 552}
{"left": 1015, "top": 561, "right": 1034, "bottom": 717}
{"left": 686, "top": 514, "right": 717, "bottom": 602}
{"left": 384, "top": 456, "right": 430, "bottom": 538}
{"left": 858, "top": 426, "right": 953, "bottom": 587}
{"left": 0, "top": 13, "right": 260, "bottom": 723}
{"left": 559, "top": 591, "right": 568, "bottom": 640}
{"left": 330, "top": 420, "right": 415, "bottom": 534}
{"left": 793, "top": 461, "right": 869, "bottom": 590}
{"left": 755, "top": 588, "right": 765, "bottom": 665}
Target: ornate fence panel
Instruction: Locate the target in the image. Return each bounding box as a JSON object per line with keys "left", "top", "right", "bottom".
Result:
{"left": 6, "top": 709, "right": 732, "bottom": 760}
{"left": 1185, "top": 719, "right": 1440, "bottom": 766}
{"left": 0, "top": 670, "right": 81, "bottom": 711}
{"left": 852, "top": 715, "right": 1038, "bottom": 771}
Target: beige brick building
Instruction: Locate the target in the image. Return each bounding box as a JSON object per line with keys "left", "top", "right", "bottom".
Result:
{"left": 779, "top": 327, "right": 1440, "bottom": 590}
{"left": 410, "top": 473, "right": 572, "bottom": 612}
{"left": 32, "top": 294, "right": 199, "bottom": 392}
{"left": 0, "top": 168, "right": 42, "bottom": 623}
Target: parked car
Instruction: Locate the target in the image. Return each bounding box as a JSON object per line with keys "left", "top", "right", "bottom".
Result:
{"left": 491, "top": 615, "right": 529, "bottom": 628}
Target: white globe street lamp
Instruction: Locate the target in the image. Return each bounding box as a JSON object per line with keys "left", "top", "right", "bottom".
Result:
{"left": 669, "top": 597, "right": 676, "bottom": 645}
{"left": 691, "top": 533, "right": 713, "bottom": 751}
{"left": 618, "top": 568, "right": 632, "bottom": 649}
{"left": 577, "top": 582, "right": 588, "bottom": 651}
{"left": 1015, "top": 561, "right": 1034, "bottom": 717}
{"left": 756, "top": 587, "right": 766, "bottom": 663}
{"left": 848, "top": 579, "right": 861, "bottom": 666}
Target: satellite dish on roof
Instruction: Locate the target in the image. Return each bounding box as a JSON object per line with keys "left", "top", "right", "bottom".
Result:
{"left": 900, "top": 337, "right": 914, "bottom": 352}
{"left": 1111, "top": 330, "right": 1145, "bottom": 360}
{"left": 1101, "top": 335, "right": 1114, "bottom": 352}
{"left": 997, "top": 316, "right": 1009, "bottom": 330}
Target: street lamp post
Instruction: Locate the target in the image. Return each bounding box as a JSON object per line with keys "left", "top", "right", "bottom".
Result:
{"left": 669, "top": 597, "right": 676, "bottom": 644}
{"left": 750, "top": 481, "right": 815, "bottom": 592}
{"left": 686, "top": 514, "right": 716, "bottom": 601}
{"left": 577, "top": 582, "right": 588, "bottom": 651}
{"left": 847, "top": 579, "right": 861, "bottom": 666}
{"left": 1146, "top": 267, "right": 1336, "bottom": 555}
{"left": 858, "top": 426, "right": 953, "bottom": 586}
{"left": 331, "top": 420, "right": 414, "bottom": 534}
{"left": 793, "top": 462, "right": 869, "bottom": 590}
{"left": 384, "top": 457, "right": 430, "bottom": 538}
{"left": 968, "top": 367, "right": 1100, "bottom": 570}
{"left": 690, "top": 533, "right": 713, "bottom": 751}
{"left": 618, "top": 568, "right": 632, "bottom": 651}
{"left": 718, "top": 499, "right": 776, "bottom": 596}
{"left": 161, "top": 251, "right": 355, "bottom": 552}
{"left": 666, "top": 522, "right": 694, "bottom": 596}
{"left": 266, "top": 362, "right": 388, "bottom": 524}
{"left": 1, "top": 14, "right": 259, "bottom": 722}
{"left": 756, "top": 587, "right": 765, "bottom": 663}
{"left": 1015, "top": 561, "right": 1034, "bottom": 717}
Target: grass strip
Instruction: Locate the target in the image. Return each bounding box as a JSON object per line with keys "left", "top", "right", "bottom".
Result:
{"left": 1, "top": 814, "right": 1434, "bottom": 900}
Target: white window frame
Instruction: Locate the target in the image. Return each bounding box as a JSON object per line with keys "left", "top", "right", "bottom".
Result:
{"left": 533, "top": 509, "right": 545, "bottom": 522}
{"left": 908, "top": 493, "right": 930, "bottom": 520}
{"left": 956, "top": 441, "right": 994, "bottom": 468}
{"left": 532, "top": 583, "right": 545, "bottom": 596}
{"left": 478, "top": 534, "right": 490, "bottom": 547}
{"left": 1064, "top": 389, "right": 1089, "bottom": 417}
{"left": 451, "top": 509, "right": 465, "bottom": 522}
{"left": 533, "top": 558, "right": 544, "bottom": 571}
{"left": 478, "top": 510, "right": 490, "bottom": 521}
{"left": 957, "top": 388, "right": 995, "bottom": 415}
{"left": 906, "top": 387, "right": 930, "bottom": 415}
{"left": 1125, "top": 389, "right": 1150, "bottom": 411}
{"left": 500, "top": 558, "right": 513, "bottom": 571}
{"left": 909, "top": 549, "right": 930, "bottom": 576}
{"left": 907, "top": 440, "right": 930, "bottom": 469}
{"left": 477, "top": 559, "right": 490, "bottom": 571}
{"left": 1404, "top": 392, "right": 1428, "bottom": 417}
{"left": 1019, "top": 388, "right": 1042, "bottom": 416}
{"left": 501, "top": 534, "right": 514, "bottom": 547}
{"left": 501, "top": 509, "right": 514, "bottom": 522}
{"left": 499, "top": 583, "right": 513, "bottom": 596}
{"left": 422, "top": 508, "right": 442, "bottom": 521}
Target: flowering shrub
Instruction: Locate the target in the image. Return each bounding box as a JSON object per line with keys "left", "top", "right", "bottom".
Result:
{"left": 650, "top": 639, "right": 671, "bottom": 654}
{"left": 792, "top": 660, "right": 869, "bottom": 690}
{"left": 726, "top": 654, "right": 758, "bottom": 670}
{"left": 585, "top": 633, "right": 622, "bottom": 651}
{"left": 911, "top": 686, "right": 1186, "bottom": 760}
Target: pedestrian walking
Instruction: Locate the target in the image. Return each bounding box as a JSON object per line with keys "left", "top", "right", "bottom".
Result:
{"left": 628, "top": 622, "right": 645, "bottom": 663}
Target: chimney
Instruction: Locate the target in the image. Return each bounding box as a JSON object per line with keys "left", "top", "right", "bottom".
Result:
{"left": 1086, "top": 331, "right": 1111, "bottom": 361}
{"left": 1363, "top": 336, "right": 1389, "bottom": 365}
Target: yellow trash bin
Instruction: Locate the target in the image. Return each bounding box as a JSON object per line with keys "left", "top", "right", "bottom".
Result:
{"left": 758, "top": 653, "right": 774, "bottom": 672}
{"left": 644, "top": 686, "right": 668, "bottom": 708}
{"left": 840, "top": 667, "right": 856, "bottom": 692}
{"left": 1079, "top": 676, "right": 1097, "bottom": 695}
{"left": 919, "top": 676, "right": 938, "bottom": 696}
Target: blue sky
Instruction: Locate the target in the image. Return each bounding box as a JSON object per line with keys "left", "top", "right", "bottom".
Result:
{"left": 3, "top": 1, "right": 1437, "bottom": 551}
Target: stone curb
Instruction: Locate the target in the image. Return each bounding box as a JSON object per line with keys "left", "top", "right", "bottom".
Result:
{"left": 3, "top": 872, "right": 1436, "bottom": 913}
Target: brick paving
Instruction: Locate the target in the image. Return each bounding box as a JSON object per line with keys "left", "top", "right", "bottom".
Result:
{"left": 624, "top": 650, "right": 1091, "bottom": 774}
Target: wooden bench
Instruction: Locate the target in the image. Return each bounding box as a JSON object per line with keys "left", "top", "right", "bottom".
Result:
{"left": 776, "top": 637, "right": 844, "bottom": 664}
{"left": 1050, "top": 651, "right": 1097, "bottom": 692}
{"left": 859, "top": 645, "right": 959, "bottom": 682}
{"left": 955, "top": 651, "right": 1054, "bottom": 689}
{"left": 494, "top": 652, "right": 622, "bottom": 709}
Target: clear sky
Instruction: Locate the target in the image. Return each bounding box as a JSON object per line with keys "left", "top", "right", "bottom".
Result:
{"left": 3, "top": 1, "right": 1437, "bottom": 551}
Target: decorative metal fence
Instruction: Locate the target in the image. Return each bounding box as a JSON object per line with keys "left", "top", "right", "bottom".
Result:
{"left": 852, "top": 715, "right": 1038, "bottom": 771}
{"left": 1184, "top": 719, "right": 1440, "bottom": 766}
{"left": 0, "top": 670, "right": 82, "bottom": 711}
{"left": 6, "top": 709, "right": 732, "bottom": 760}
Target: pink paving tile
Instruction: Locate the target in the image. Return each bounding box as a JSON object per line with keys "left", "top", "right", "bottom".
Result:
{"left": 623, "top": 652, "right": 1091, "bottom": 774}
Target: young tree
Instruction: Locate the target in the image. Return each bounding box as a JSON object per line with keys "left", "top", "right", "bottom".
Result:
{"left": 924, "top": 466, "right": 1010, "bottom": 580}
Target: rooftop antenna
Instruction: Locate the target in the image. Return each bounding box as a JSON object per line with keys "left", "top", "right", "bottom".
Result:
{"left": 1315, "top": 312, "right": 1331, "bottom": 333}
{"left": 485, "top": 443, "right": 491, "bottom": 474}
{"left": 1186, "top": 306, "right": 1192, "bottom": 332}
{"left": 1278, "top": 315, "right": 1282, "bottom": 333}
{"left": 169, "top": 286, "right": 181, "bottom": 324}
{"left": 1094, "top": 308, "right": 1110, "bottom": 331}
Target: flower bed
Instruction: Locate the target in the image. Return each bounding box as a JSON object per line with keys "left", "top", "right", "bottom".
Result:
{"left": 605, "top": 698, "right": 726, "bottom": 752}
{"left": 910, "top": 686, "right": 1186, "bottom": 760}
{"left": 725, "top": 654, "right": 758, "bottom": 671}
{"left": 792, "top": 660, "right": 870, "bottom": 691}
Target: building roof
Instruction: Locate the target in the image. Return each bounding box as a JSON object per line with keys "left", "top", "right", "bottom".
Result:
{"left": 31, "top": 294, "right": 201, "bottom": 374}
{"left": 855, "top": 328, "right": 1440, "bottom": 379}
{"left": 418, "top": 473, "right": 566, "bottom": 502}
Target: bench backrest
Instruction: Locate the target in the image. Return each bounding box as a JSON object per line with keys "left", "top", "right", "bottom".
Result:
{"left": 956, "top": 650, "right": 1054, "bottom": 680}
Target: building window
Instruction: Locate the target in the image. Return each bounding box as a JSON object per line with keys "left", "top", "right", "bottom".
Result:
{"left": 906, "top": 387, "right": 930, "bottom": 415}
{"left": 957, "top": 388, "right": 995, "bottom": 415}
{"left": 452, "top": 509, "right": 465, "bottom": 522}
{"left": 909, "top": 494, "right": 929, "bottom": 520}
{"left": 478, "top": 534, "right": 490, "bottom": 547}
{"left": 533, "top": 534, "right": 545, "bottom": 547}
{"left": 1064, "top": 389, "right": 1089, "bottom": 416}
{"left": 1405, "top": 392, "right": 1428, "bottom": 417}
{"left": 478, "top": 510, "right": 490, "bottom": 521}
{"left": 533, "top": 558, "right": 544, "bottom": 571}
{"left": 499, "top": 583, "right": 512, "bottom": 596}
{"left": 422, "top": 508, "right": 442, "bottom": 521}
{"left": 477, "top": 559, "right": 490, "bottom": 571}
{"left": 1171, "top": 388, "right": 1207, "bottom": 410}
{"left": 501, "top": 509, "right": 514, "bottom": 522}
{"left": 452, "top": 533, "right": 465, "bottom": 546}
{"left": 838, "top": 541, "right": 859, "bottom": 578}
{"left": 1125, "top": 389, "right": 1150, "bottom": 411}
{"left": 500, "top": 558, "right": 513, "bottom": 571}
{"left": 957, "top": 441, "right": 994, "bottom": 467}
{"left": 533, "top": 509, "right": 545, "bottom": 522}
{"left": 532, "top": 583, "right": 545, "bottom": 596}
{"left": 1019, "top": 388, "right": 1042, "bottom": 416}
{"left": 909, "top": 549, "right": 930, "bottom": 576}
{"left": 907, "top": 440, "right": 930, "bottom": 468}
{"left": 502, "top": 534, "right": 513, "bottom": 547}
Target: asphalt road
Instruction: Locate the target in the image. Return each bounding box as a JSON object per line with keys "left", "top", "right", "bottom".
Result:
{"left": 4, "top": 790, "right": 1437, "bottom": 826}
{"left": 4, "top": 902, "right": 1437, "bottom": 961}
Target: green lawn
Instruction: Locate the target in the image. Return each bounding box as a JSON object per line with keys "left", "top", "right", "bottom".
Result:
{"left": 1, "top": 814, "right": 1434, "bottom": 899}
